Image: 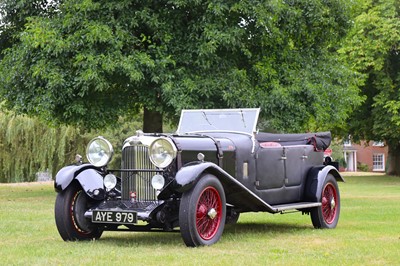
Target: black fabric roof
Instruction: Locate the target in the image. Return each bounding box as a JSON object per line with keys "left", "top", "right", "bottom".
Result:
{"left": 255, "top": 131, "right": 332, "bottom": 151}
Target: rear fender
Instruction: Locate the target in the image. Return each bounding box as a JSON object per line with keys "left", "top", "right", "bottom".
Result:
{"left": 54, "top": 164, "right": 105, "bottom": 200}
{"left": 305, "top": 165, "right": 344, "bottom": 202}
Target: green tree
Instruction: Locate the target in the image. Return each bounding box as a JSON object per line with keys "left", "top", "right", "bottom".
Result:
{"left": 0, "top": 0, "right": 59, "bottom": 56}
{"left": 0, "top": 110, "right": 143, "bottom": 182}
{"left": 1, "top": 0, "right": 362, "bottom": 133}
{"left": 0, "top": 111, "right": 84, "bottom": 182}
{"left": 339, "top": 0, "right": 400, "bottom": 175}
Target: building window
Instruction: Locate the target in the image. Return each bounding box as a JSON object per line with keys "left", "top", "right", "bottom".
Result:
{"left": 372, "top": 154, "right": 385, "bottom": 171}
{"left": 344, "top": 139, "right": 352, "bottom": 147}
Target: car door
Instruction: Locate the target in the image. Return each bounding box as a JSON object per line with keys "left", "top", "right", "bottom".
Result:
{"left": 255, "top": 146, "right": 285, "bottom": 190}
{"left": 284, "top": 146, "right": 307, "bottom": 187}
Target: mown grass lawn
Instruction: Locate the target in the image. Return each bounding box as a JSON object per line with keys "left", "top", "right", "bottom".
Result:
{"left": 1, "top": 174, "right": 399, "bottom": 265}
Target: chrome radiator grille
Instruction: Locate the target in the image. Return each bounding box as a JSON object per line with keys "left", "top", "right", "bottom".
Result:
{"left": 121, "top": 145, "right": 158, "bottom": 201}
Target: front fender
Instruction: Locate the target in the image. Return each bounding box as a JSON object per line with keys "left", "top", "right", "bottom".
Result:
{"left": 54, "top": 164, "right": 105, "bottom": 200}
{"left": 305, "top": 165, "right": 344, "bottom": 202}
{"left": 157, "top": 162, "right": 215, "bottom": 200}
{"left": 174, "top": 162, "right": 214, "bottom": 192}
{"left": 160, "top": 162, "right": 278, "bottom": 213}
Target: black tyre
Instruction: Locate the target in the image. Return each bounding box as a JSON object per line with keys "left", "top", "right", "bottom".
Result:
{"left": 179, "top": 174, "right": 226, "bottom": 247}
{"left": 311, "top": 174, "right": 340, "bottom": 229}
{"left": 55, "top": 181, "right": 103, "bottom": 241}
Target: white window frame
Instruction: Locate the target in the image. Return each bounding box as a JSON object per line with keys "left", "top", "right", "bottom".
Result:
{"left": 372, "top": 153, "right": 385, "bottom": 171}
{"left": 343, "top": 139, "right": 352, "bottom": 147}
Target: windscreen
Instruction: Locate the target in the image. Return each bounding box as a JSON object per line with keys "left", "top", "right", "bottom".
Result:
{"left": 177, "top": 108, "right": 260, "bottom": 134}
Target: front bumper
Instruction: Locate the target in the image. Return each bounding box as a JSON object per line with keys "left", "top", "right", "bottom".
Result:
{"left": 84, "top": 200, "right": 164, "bottom": 222}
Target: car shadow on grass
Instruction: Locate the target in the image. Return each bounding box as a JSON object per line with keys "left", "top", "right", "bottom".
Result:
{"left": 224, "top": 221, "right": 311, "bottom": 236}
{"left": 97, "top": 222, "right": 311, "bottom": 247}
{"left": 99, "top": 230, "right": 183, "bottom": 247}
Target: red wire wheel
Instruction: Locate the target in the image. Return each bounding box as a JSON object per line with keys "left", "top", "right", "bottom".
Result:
{"left": 179, "top": 174, "right": 226, "bottom": 247}
{"left": 311, "top": 174, "right": 341, "bottom": 229}
{"left": 195, "top": 186, "right": 223, "bottom": 240}
{"left": 321, "top": 183, "right": 338, "bottom": 224}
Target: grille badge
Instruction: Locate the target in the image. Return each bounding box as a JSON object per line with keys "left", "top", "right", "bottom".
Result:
{"left": 130, "top": 191, "right": 137, "bottom": 202}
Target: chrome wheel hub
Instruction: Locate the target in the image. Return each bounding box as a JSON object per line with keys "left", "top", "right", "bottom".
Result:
{"left": 207, "top": 208, "right": 217, "bottom": 219}
{"left": 330, "top": 198, "right": 336, "bottom": 210}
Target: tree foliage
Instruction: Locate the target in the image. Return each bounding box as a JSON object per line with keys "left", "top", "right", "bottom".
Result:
{"left": 0, "top": 111, "right": 84, "bottom": 182}
{"left": 0, "top": 111, "right": 143, "bottom": 182}
{"left": 0, "top": 0, "right": 59, "bottom": 56}
{"left": 0, "top": 0, "right": 363, "bottom": 133}
{"left": 163, "top": 0, "right": 364, "bottom": 132}
{"left": 339, "top": 0, "right": 400, "bottom": 174}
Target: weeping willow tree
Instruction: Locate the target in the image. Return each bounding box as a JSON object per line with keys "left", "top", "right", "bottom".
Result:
{"left": 0, "top": 111, "right": 144, "bottom": 183}
{"left": 0, "top": 112, "right": 88, "bottom": 182}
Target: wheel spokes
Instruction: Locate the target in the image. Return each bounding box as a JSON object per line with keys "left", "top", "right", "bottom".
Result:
{"left": 196, "top": 187, "right": 222, "bottom": 240}
{"left": 321, "top": 184, "right": 337, "bottom": 224}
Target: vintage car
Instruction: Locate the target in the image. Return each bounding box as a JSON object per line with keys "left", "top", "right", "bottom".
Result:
{"left": 54, "top": 108, "right": 343, "bottom": 247}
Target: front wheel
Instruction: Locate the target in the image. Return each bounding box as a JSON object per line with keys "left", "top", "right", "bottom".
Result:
{"left": 311, "top": 174, "right": 340, "bottom": 229}
{"left": 179, "top": 174, "right": 226, "bottom": 247}
{"left": 55, "top": 181, "right": 103, "bottom": 241}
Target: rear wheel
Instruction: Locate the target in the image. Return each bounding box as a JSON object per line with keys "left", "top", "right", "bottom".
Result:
{"left": 179, "top": 174, "right": 226, "bottom": 247}
{"left": 311, "top": 174, "right": 340, "bottom": 229}
{"left": 55, "top": 181, "right": 103, "bottom": 241}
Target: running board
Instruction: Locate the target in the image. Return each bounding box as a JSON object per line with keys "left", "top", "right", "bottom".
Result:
{"left": 271, "top": 202, "right": 321, "bottom": 213}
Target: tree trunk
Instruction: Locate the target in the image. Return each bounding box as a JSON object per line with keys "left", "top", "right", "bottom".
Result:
{"left": 143, "top": 107, "right": 163, "bottom": 133}
{"left": 387, "top": 142, "right": 400, "bottom": 176}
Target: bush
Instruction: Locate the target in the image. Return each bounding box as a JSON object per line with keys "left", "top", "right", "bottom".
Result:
{"left": 357, "top": 162, "right": 369, "bottom": 172}
{"left": 337, "top": 157, "right": 347, "bottom": 169}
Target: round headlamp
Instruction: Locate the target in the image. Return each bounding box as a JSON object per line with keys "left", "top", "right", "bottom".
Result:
{"left": 86, "top": 136, "right": 114, "bottom": 167}
{"left": 149, "top": 137, "right": 177, "bottom": 168}
{"left": 151, "top": 174, "right": 165, "bottom": 190}
{"left": 104, "top": 174, "right": 117, "bottom": 190}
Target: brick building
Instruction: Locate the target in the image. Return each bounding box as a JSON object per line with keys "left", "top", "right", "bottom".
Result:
{"left": 342, "top": 140, "right": 388, "bottom": 172}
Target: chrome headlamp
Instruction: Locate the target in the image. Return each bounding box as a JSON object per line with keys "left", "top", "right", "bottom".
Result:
{"left": 86, "top": 136, "right": 114, "bottom": 167}
{"left": 149, "top": 137, "right": 177, "bottom": 168}
{"left": 104, "top": 174, "right": 117, "bottom": 190}
{"left": 151, "top": 174, "right": 165, "bottom": 190}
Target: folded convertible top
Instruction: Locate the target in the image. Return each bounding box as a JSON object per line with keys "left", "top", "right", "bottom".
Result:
{"left": 255, "top": 131, "right": 332, "bottom": 151}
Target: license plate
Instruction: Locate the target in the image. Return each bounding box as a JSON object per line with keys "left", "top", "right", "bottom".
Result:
{"left": 92, "top": 210, "right": 137, "bottom": 225}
